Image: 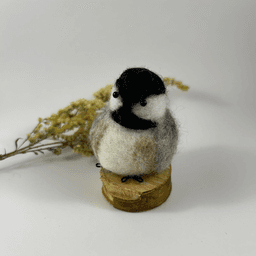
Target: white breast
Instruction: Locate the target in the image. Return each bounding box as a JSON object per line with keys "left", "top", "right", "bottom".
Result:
{"left": 98, "top": 122, "right": 150, "bottom": 176}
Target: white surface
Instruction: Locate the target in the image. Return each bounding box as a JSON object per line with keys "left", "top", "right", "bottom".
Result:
{"left": 1, "top": 0, "right": 256, "bottom": 255}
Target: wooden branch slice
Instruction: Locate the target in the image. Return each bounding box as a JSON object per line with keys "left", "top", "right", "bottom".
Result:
{"left": 100, "top": 165, "right": 172, "bottom": 212}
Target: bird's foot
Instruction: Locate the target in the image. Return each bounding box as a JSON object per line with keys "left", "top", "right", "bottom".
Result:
{"left": 121, "top": 175, "right": 143, "bottom": 183}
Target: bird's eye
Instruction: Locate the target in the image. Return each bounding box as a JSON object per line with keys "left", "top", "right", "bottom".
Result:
{"left": 140, "top": 100, "right": 147, "bottom": 107}
{"left": 113, "top": 92, "right": 119, "bottom": 98}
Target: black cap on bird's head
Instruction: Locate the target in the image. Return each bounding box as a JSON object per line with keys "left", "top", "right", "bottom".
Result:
{"left": 115, "top": 67, "right": 166, "bottom": 105}
{"left": 110, "top": 67, "right": 167, "bottom": 130}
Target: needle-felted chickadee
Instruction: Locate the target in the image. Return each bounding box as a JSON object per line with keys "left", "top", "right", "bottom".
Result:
{"left": 89, "top": 67, "right": 178, "bottom": 183}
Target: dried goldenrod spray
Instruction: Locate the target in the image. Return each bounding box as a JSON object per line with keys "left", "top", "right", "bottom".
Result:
{"left": 0, "top": 77, "right": 188, "bottom": 161}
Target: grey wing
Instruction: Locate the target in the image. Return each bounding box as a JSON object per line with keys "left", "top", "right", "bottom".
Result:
{"left": 154, "top": 109, "right": 179, "bottom": 172}
{"left": 89, "top": 102, "right": 109, "bottom": 138}
{"left": 89, "top": 102, "right": 110, "bottom": 158}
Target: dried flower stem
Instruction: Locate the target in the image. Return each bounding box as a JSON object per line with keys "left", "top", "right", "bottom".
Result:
{"left": 0, "top": 77, "right": 189, "bottom": 162}
{"left": 0, "top": 140, "right": 66, "bottom": 161}
{"left": 18, "top": 121, "right": 46, "bottom": 149}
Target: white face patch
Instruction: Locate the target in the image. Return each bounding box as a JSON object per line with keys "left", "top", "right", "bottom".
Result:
{"left": 109, "top": 84, "right": 122, "bottom": 111}
{"left": 132, "top": 94, "right": 169, "bottom": 122}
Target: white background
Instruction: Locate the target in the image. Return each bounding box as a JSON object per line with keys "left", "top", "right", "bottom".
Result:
{"left": 1, "top": 0, "right": 256, "bottom": 255}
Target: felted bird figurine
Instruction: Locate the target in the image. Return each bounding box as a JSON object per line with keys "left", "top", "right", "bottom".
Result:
{"left": 89, "top": 67, "right": 178, "bottom": 183}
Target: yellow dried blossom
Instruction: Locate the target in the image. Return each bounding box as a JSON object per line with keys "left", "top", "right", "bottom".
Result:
{"left": 28, "top": 137, "right": 36, "bottom": 144}
{"left": 163, "top": 77, "right": 189, "bottom": 91}
{"left": 163, "top": 77, "right": 175, "bottom": 85}
{"left": 93, "top": 84, "right": 112, "bottom": 102}
{"left": 0, "top": 77, "right": 189, "bottom": 161}
{"left": 53, "top": 148, "right": 62, "bottom": 155}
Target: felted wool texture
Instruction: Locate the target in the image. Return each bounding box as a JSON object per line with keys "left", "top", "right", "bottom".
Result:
{"left": 91, "top": 109, "right": 157, "bottom": 176}
{"left": 89, "top": 99, "right": 178, "bottom": 176}
{"left": 89, "top": 67, "right": 179, "bottom": 176}
{"left": 110, "top": 83, "right": 168, "bottom": 123}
